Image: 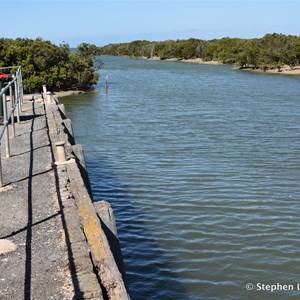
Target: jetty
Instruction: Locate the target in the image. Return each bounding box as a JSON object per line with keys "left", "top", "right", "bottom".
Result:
{"left": 0, "top": 68, "right": 130, "bottom": 300}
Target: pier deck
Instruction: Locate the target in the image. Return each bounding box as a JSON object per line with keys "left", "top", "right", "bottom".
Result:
{"left": 0, "top": 96, "right": 129, "bottom": 300}
{"left": 0, "top": 98, "right": 74, "bottom": 299}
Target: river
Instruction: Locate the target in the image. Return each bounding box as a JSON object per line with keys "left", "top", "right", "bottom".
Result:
{"left": 61, "top": 55, "right": 300, "bottom": 300}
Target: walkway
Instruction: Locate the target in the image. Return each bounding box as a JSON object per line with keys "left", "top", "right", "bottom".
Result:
{"left": 0, "top": 95, "right": 129, "bottom": 300}
{"left": 0, "top": 97, "right": 74, "bottom": 299}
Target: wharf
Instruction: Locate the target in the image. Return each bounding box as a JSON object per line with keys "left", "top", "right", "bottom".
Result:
{"left": 0, "top": 95, "right": 129, "bottom": 300}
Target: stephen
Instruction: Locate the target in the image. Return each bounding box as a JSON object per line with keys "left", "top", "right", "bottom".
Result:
{"left": 257, "top": 283, "right": 294, "bottom": 292}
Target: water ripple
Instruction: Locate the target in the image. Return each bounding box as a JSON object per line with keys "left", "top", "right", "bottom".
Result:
{"left": 62, "top": 56, "right": 300, "bottom": 300}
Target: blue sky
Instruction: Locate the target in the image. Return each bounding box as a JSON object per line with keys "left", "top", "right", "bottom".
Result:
{"left": 4, "top": 1, "right": 300, "bottom": 47}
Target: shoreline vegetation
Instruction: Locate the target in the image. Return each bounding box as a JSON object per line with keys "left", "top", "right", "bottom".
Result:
{"left": 99, "top": 33, "right": 300, "bottom": 77}
{"left": 0, "top": 38, "right": 101, "bottom": 93}
{"left": 2, "top": 33, "right": 300, "bottom": 95}
{"left": 143, "top": 56, "right": 300, "bottom": 75}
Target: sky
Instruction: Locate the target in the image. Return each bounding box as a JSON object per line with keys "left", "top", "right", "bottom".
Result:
{"left": 3, "top": 0, "right": 300, "bottom": 47}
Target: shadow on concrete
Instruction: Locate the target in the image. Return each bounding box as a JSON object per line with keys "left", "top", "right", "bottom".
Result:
{"left": 18, "top": 114, "right": 44, "bottom": 122}
{"left": 24, "top": 102, "right": 35, "bottom": 300}
{"left": 44, "top": 103, "right": 82, "bottom": 299}
{"left": 15, "top": 124, "right": 47, "bottom": 139}
{"left": 8, "top": 168, "right": 52, "bottom": 185}
{"left": 0, "top": 212, "right": 61, "bottom": 240}
{"left": 10, "top": 144, "right": 50, "bottom": 158}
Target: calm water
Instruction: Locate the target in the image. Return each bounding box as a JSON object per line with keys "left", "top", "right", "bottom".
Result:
{"left": 61, "top": 56, "right": 300, "bottom": 300}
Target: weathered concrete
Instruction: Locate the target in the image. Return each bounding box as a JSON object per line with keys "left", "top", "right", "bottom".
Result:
{"left": 0, "top": 99, "right": 74, "bottom": 299}
{"left": 0, "top": 95, "right": 130, "bottom": 300}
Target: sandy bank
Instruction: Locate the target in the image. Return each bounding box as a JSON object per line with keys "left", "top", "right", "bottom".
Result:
{"left": 54, "top": 90, "right": 85, "bottom": 97}
{"left": 145, "top": 56, "right": 222, "bottom": 65}
{"left": 241, "top": 65, "right": 300, "bottom": 76}
{"left": 145, "top": 56, "right": 300, "bottom": 76}
{"left": 181, "top": 58, "right": 222, "bottom": 65}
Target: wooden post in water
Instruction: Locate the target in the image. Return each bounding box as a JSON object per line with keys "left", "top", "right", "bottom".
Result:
{"left": 105, "top": 75, "right": 109, "bottom": 93}
{"left": 93, "top": 200, "right": 130, "bottom": 298}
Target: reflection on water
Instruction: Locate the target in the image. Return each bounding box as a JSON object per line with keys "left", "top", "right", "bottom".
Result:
{"left": 61, "top": 56, "right": 300, "bottom": 300}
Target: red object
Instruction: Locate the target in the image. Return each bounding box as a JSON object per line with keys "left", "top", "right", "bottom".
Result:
{"left": 0, "top": 74, "right": 9, "bottom": 79}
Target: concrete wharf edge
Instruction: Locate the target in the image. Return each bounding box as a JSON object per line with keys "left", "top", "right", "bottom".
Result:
{"left": 0, "top": 95, "right": 130, "bottom": 300}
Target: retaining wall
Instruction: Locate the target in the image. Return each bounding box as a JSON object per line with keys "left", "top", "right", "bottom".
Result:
{"left": 46, "top": 95, "right": 130, "bottom": 300}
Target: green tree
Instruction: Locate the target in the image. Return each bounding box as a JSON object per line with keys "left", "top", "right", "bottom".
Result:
{"left": 99, "top": 33, "right": 300, "bottom": 71}
{"left": 0, "top": 38, "right": 101, "bottom": 93}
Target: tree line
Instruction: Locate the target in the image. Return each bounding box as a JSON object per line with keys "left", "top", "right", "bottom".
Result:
{"left": 0, "top": 38, "right": 102, "bottom": 93}
{"left": 99, "top": 33, "right": 300, "bottom": 71}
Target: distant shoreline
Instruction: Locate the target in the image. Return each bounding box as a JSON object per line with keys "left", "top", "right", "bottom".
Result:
{"left": 238, "top": 65, "right": 300, "bottom": 76}
{"left": 144, "top": 56, "right": 222, "bottom": 65}
{"left": 142, "top": 56, "right": 300, "bottom": 76}
{"left": 54, "top": 90, "right": 86, "bottom": 97}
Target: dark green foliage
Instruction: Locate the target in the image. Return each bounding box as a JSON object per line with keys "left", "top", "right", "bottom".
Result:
{"left": 0, "top": 38, "right": 101, "bottom": 93}
{"left": 99, "top": 33, "right": 300, "bottom": 71}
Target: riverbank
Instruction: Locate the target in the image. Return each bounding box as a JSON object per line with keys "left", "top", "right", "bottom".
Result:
{"left": 145, "top": 56, "right": 222, "bottom": 65}
{"left": 240, "top": 65, "right": 300, "bottom": 75}
{"left": 54, "top": 90, "right": 85, "bottom": 97}
{"left": 144, "top": 56, "right": 300, "bottom": 76}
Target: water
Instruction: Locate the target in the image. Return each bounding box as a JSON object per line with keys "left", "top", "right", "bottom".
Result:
{"left": 61, "top": 56, "right": 300, "bottom": 300}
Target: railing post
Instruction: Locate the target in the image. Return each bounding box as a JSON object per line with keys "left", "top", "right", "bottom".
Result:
{"left": 9, "top": 85, "right": 15, "bottom": 138}
{"left": 14, "top": 80, "right": 20, "bottom": 123}
{"left": 0, "top": 144, "right": 3, "bottom": 187}
{"left": 2, "top": 91, "right": 10, "bottom": 158}
{"left": 16, "top": 67, "right": 23, "bottom": 112}
{"left": 0, "top": 66, "right": 22, "bottom": 185}
{"left": 20, "top": 68, "right": 24, "bottom": 106}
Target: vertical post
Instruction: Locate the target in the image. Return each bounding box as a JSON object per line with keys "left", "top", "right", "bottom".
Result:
{"left": 19, "top": 67, "right": 24, "bottom": 106}
{"left": 0, "top": 81, "right": 3, "bottom": 121}
{"left": 2, "top": 92, "right": 10, "bottom": 158}
{"left": 105, "top": 75, "right": 109, "bottom": 93}
{"left": 9, "top": 85, "right": 15, "bottom": 138}
{"left": 14, "top": 80, "right": 20, "bottom": 123}
{"left": 0, "top": 143, "right": 3, "bottom": 187}
{"left": 42, "top": 85, "right": 47, "bottom": 93}
{"left": 46, "top": 92, "right": 53, "bottom": 104}
{"left": 55, "top": 141, "right": 66, "bottom": 162}
{"left": 18, "top": 83, "right": 22, "bottom": 114}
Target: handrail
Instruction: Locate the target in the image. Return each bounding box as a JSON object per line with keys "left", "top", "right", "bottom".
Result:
{"left": 0, "top": 66, "right": 23, "bottom": 187}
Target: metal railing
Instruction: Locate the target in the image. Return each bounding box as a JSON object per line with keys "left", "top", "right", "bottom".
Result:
{"left": 0, "top": 66, "right": 23, "bottom": 187}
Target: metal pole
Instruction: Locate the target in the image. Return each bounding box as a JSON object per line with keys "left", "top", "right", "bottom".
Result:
{"left": 14, "top": 80, "right": 20, "bottom": 123}
{"left": 0, "top": 81, "right": 3, "bottom": 121}
{"left": 19, "top": 68, "right": 24, "bottom": 107}
{"left": 0, "top": 143, "right": 3, "bottom": 187}
{"left": 18, "top": 83, "right": 21, "bottom": 116}
{"left": 2, "top": 92, "right": 10, "bottom": 158}
{"left": 16, "top": 74, "right": 22, "bottom": 115}
{"left": 9, "top": 85, "right": 15, "bottom": 138}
